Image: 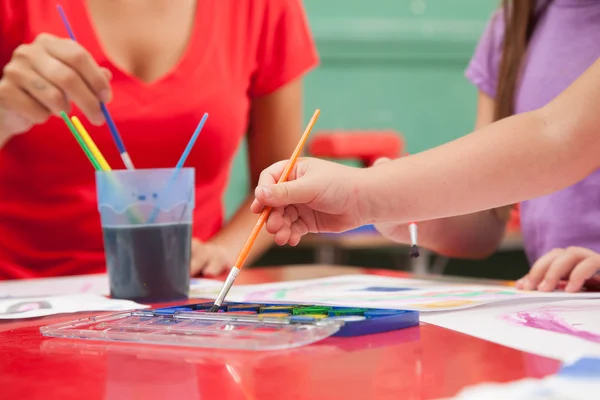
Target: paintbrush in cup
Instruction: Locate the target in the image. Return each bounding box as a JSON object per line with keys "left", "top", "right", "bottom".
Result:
{"left": 57, "top": 4, "right": 134, "bottom": 170}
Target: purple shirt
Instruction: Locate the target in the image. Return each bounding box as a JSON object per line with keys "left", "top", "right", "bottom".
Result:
{"left": 465, "top": 0, "right": 600, "bottom": 264}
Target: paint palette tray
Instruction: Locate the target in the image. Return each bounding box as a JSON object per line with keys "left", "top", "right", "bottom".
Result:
{"left": 40, "top": 302, "right": 419, "bottom": 351}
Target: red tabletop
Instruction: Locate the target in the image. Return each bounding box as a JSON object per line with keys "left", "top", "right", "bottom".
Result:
{"left": 0, "top": 265, "right": 561, "bottom": 400}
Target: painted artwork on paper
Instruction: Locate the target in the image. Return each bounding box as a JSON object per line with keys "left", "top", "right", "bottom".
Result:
{"left": 193, "top": 275, "right": 600, "bottom": 313}
{"left": 242, "top": 282, "right": 519, "bottom": 311}
{"left": 503, "top": 300, "right": 600, "bottom": 344}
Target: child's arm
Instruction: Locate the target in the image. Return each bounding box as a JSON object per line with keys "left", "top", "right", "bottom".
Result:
{"left": 252, "top": 59, "right": 600, "bottom": 247}
{"left": 362, "top": 57, "right": 600, "bottom": 225}
{"left": 373, "top": 91, "right": 510, "bottom": 259}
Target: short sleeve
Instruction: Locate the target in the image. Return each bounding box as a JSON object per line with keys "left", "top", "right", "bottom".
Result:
{"left": 465, "top": 9, "right": 505, "bottom": 98}
{"left": 249, "top": 0, "right": 319, "bottom": 98}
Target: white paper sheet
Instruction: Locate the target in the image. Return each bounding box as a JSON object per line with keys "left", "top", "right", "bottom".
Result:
{"left": 445, "top": 376, "right": 598, "bottom": 400}
{"left": 194, "top": 274, "right": 600, "bottom": 312}
{"left": 421, "top": 299, "right": 600, "bottom": 362}
{"left": 444, "top": 357, "right": 600, "bottom": 400}
{"left": 0, "top": 293, "right": 147, "bottom": 319}
{"left": 0, "top": 274, "right": 111, "bottom": 297}
{"left": 0, "top": 274, "right": 223, "bottom": 299}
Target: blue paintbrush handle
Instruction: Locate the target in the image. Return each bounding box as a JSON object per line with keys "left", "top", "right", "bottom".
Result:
{"left": 147, "top": 113, "right": 208, "bottom": 224}
{"left": 57, "top": 5, "right": 77, "bottom": 40}
{"left": 176, "top": 113, "right": 208, "bottom": 169}
{"left": 100, "top": 102, "right": 134, "bottom": 169}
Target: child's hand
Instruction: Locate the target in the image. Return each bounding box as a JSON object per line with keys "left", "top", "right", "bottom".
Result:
{"left": 250, "top": 158, "right": 368, "bottom": 246}
{"left": 516, "top": 246, "right": 600, "bottom": 292}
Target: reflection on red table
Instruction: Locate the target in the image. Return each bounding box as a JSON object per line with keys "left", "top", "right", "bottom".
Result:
{"left": 0, "top": 266, "right": 561, "bottom": 400}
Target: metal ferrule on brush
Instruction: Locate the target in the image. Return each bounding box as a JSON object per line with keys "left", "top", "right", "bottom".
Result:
{"left": 213, "top": 267, "right": 240, "bottom": 307}
{"left": 121, "top": 152, "right": 135, "bottom": 170}
{"left": 409, "top": 223, "right": 418, "bottom": 246}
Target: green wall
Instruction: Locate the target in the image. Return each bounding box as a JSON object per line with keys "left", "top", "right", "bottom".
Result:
{"left": 225, "top": 0, "right": 497, "bottom": 218}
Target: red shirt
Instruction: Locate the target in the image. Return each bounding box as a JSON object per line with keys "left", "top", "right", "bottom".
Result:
{"left": 0, "top": 0, "right": 318, "bottom": 279}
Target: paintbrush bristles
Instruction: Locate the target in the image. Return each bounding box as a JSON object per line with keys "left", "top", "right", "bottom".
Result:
{"left": 408, "top": 222, "right": 419, "bottom": 258}
{"left": 207, "top": 305, "right": 220, "bottom": 313}
{"left": 410, "top": 244, "right": 420, "bottom": 258}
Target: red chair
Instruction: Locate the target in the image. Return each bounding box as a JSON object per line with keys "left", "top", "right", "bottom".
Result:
{"left": 507, "top": 204, "right": 521, "bottom": 232}
{"left": 308, "top": 130, "right": 405, "bottom": 167}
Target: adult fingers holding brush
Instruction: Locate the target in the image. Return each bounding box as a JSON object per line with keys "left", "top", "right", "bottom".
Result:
{"left": 0, "top": 33, "right": 111, "bottom": 142}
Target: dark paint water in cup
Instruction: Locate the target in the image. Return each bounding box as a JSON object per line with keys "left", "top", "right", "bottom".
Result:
{"left": 96, "top": 168, "right": 195, "bottom": 303}
{"left": 103, "top": 223, "right": 192, "bottom": 302}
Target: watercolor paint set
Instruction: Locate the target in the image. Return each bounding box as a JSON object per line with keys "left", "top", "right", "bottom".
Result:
{"left": 40, "top": 301, "right": 419, "bottom": 351}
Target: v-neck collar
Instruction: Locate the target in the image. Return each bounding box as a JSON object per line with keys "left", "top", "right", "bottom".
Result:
{"left": 68, "top": 0, "right": 205, "bottom": 90}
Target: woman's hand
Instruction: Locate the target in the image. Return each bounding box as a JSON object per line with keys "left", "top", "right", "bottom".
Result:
{"left": 251, "top": 157, "right": 368, "bottom": 246}
{"left": 516, "top": 246, "right": 600, "bottom": 292}
{"left": 190, "top": 238, "right": 234, "bottom": 277}
{"left": 0, "top": 33, "right": 112, "bottom": 137}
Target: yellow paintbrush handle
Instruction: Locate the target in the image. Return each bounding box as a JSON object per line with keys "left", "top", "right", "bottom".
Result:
{"left": 71, "top": 116, "right": 111, "bottom": 171}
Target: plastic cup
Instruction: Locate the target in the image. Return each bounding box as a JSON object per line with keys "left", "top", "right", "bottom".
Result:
{"left": 96, "top": 168, "right": 195, "bottom": 302}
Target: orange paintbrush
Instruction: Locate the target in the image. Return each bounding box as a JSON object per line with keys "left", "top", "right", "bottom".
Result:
{"left": 209, "top": 109, "right": 321, "bottom": 311}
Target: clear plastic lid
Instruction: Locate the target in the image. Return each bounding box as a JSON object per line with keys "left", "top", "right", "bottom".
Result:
{"left": 40, "top": 310, "right": 344, "bottom": 351}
